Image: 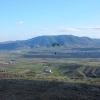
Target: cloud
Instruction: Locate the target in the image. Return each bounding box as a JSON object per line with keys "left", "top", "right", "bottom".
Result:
{"left": 76, "top": 25, "right": 100, "bottom": 30}
{"left": 58, "top": 26, "right": 79, "bottom": 32}
{"left": 16, "top": 21, "right": 23, "bottom": 25}
{"left": 57, "top": 25, "right": 100, "bottom": 32}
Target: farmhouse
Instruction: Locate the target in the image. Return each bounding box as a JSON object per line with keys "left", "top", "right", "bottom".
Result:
{"left": 43, "top": 69, "right": 53, "bottom": 74}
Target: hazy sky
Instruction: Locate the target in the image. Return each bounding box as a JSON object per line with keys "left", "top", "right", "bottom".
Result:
{"left": 0, "top": 0, "right": 100, "bottom": 42}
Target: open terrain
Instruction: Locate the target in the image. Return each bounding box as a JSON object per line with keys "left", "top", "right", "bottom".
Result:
{"left": 0, "top": 47, "right": 100, "bottom": 99}
{"left": 0, "top": 79, "right": 100, "bottom": 100}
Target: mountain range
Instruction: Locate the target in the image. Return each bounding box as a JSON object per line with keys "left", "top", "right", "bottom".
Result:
{"left": 0, "top": 35, "right": 100, "bottom": 50}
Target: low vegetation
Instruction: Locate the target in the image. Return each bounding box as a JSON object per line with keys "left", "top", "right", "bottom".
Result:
{"left": 0, "top": 48, "right": 100, "bottom": 99}
{"left": 0, "top": 79, "right": 100, "bottom": 100}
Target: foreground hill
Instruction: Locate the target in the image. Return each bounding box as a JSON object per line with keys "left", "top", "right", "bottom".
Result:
{"left": 0, "top": 35, "right": 100, "bottom": 50}
{"left": 0, "top": 79, "right": 100, "bottom": 100}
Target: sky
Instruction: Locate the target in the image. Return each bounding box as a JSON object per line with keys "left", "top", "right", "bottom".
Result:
{"left": 0, "top": 0, "right": 100, "bottom": 42}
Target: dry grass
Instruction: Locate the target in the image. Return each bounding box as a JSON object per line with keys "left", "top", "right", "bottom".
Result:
{"left": 0, "top": 79, "right": 100, "bottom": 100}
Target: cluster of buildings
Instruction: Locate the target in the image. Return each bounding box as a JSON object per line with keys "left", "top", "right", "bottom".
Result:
{"left": 42, "top": 66, "right": 53, "bottom": 74}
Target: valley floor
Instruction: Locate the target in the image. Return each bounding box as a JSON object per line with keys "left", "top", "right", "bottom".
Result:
{"left": 0, "top": 49, "right": 100, "bottom": 100}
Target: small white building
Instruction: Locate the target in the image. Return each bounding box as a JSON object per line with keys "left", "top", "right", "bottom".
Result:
{"left": 43, "top": 69, "right": 53, "bottom": 74}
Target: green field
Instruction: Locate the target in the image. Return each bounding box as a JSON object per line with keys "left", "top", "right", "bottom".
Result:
{"left": 0, "top": 47, "right": 100, "bottom": 84}
{"left": 0, "top": 48, "right": 100, "bottom": 99}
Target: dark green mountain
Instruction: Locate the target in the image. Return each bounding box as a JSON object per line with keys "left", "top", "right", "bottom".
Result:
{"left": 0, "top": 35, "right": 100, "bottom": 50}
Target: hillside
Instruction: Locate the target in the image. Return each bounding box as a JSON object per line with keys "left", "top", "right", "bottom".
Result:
{"left": 0, "top": 35, "right": 100, "bottom": 50}
{"left": 0, "top": 79, "right": 100, "bottom": 100}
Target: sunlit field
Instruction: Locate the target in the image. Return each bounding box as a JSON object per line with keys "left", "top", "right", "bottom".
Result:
{"left": 0, "top": 48, "right": 100, "bottom": 99}
{"left": 0, "top": 47, "right": 100, "bottom": 85}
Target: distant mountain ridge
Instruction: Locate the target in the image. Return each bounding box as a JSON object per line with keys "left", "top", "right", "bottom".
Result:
{"left": 0, "top": 35, "right": 100, "bottom": 50}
